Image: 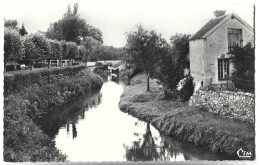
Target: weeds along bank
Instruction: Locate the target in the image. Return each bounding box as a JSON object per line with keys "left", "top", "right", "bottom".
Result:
{"left": 4, "top": 66, "right": 103, "bottom": 162}
{"left": 119, "top": 73, "right": 255, "bottom": 158}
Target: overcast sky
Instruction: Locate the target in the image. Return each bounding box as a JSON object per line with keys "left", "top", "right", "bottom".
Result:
{"left": 3, "top": 0, "right": 254, "bottom": 47}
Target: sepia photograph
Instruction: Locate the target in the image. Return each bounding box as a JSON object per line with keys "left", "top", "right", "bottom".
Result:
{"left": 0, "top": 0, "right": 257, "bottom": 164}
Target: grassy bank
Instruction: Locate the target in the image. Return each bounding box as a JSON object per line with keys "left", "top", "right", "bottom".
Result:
{"left": 119, "top": 73, "right": 255, "bottom": 159}
{"left": 4, "top": 68, "right": 103, "bottom": 162}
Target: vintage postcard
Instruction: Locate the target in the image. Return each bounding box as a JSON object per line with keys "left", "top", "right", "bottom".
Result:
{"left": 1, "top": 0, "right": 258, "bottom": 164}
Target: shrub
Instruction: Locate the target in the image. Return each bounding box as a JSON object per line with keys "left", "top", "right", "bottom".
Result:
{"left": 178, "top": 75, "right": 195, "bottom": 101}
{"left": 4, "top": 65, "right": 88, "bottom": 95}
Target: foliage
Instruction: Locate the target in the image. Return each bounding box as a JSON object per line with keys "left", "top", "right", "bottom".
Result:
{"left": 153, "top": 33, "right": 191, "bottom": 90}
{"left": 30, "top": 33, "right": 51, "bottom": 62}
{"left": 177, "top": 75, "right": 194, "bottom": 101}
{"left": 21, "top": 36, "right": 38, "bottom": 69}
{"left": 92, "top": 46, "right": 125, "bottom": 61}
{"left": 4, "top": 70, "right": 103, "bottom": 162}
{"left": 230, "top": 43, "right": 254, "bottom": 91}
{"left": 81, "top": 36, "right": 102, "bottom": 61}
{"left": 66, "top": 42, "right": 79, "bottom": 61}
{"left": 4, "top": 65, "right": 88, "bottom": 95}
{"left": 60, "top": 40, "right": 69, "bottom": 58}
{"left": 4, "top": 19, "right": 19, "bottom": 30}
{"left": 46, "top": 3, "right": 103, "bottom": 43}
{"left": 126, "top": 25, "right": 166, "bottom": 91}
{"left": 170, "top": 33, "right": 191, "bottom": 79}
{"left": 77, "top": 45, "right": 86, "bottom": 60}
{"left": 48, "top": 39, "right": 62, "bottom": 60}
{"left": 19, "top": 23, "right": 28, "bottom": 36}
{"left": 4, "top": 28, "right": 23, "bottom": 67}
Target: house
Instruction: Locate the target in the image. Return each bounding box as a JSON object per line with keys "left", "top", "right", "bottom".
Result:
{"left": 189, "top": 10, "right": 254, "bottom": 88}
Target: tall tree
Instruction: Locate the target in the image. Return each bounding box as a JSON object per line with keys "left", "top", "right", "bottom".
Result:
{"left": 19, "top": 23, "right": 28, "bottom": 36}
{"left": 46, "top": 3, "right": 103, "bottom": 43}
{"left": 170, "top": 33, "right": 191, "bottom": 80}
{"left": 126, "top": 25, "right": 165, "bottom": 91}
{"left": 4, "top": 28, "right": 23, "bottom": 72}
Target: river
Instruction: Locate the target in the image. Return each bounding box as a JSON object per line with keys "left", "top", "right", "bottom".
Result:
{"left": 38, "top": 75, "right": 235, "bottom": 162}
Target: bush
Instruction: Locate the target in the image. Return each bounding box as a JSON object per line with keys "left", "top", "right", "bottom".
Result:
{"left": 178, "top": 75, "right": 195, "bottom": 101}
{"left": 4, "top": 65, "right": 87, "bottom": 95}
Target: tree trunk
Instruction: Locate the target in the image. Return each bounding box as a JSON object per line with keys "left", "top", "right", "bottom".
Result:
{"left": 30, "top": 64, "right": 33, "bottom": 71}
{"left": 48, "top": 59, "right": 51, "bottom": 69}
{"left": 147, "top": 73, "right": 150, "bottom": 91}
{"left": 60, "top": 57, "right": 62, "bottom": 67}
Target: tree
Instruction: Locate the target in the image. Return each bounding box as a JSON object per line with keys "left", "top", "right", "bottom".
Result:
{"left": 66, "top": 42, "right": 79, "bottom": 65}
{"left": 19, "top": 23, "right": 28, "bottom": 36}
{"left": 21, "top": 36, "right": 38, "bottom": 71}
{"left": 30, "top": 33, "right": 51, "bottom": 67}
{"left": 46, "top": 3, "right": 103, "bottom": 43}
{"left": 154, "top": 33, "right": 191, "bottom": 90}
{"left": 77, "top": 45, "right": 86, "bottom": 61}
{"left": 170, "top": 33, "right": 191, "bottom": 80}
{"left": 60, "top": 40, "right": 69, "bottom": 67}
{"left": 4, "top": 19, "right": 18, "bottom": 30}
{"left": 48, "top": 39, "right": 62, "bottom": 67}
{"left": 126, "top": 25, "right": 164, "bottom": 91}
{"left": 4, "top": 28, "right": 23, "bottom": 72}
{"left": 81, "top": 36, "right": 102, "bottom": 61}
{"left": 230, "top": 43, "right": 254, "bottom": 91}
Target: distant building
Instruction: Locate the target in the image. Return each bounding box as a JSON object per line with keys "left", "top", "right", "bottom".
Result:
{"left": 189, "top": 10, "right": 254, "bottom": 88}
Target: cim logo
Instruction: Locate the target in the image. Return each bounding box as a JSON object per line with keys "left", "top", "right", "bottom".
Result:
{"left": 237, "top": 148, "right": 252, "bottom": 158}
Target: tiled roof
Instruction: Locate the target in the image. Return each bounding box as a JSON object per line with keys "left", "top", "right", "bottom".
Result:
{"left": 189, "top": 15, "right": 227, "bottom": 40}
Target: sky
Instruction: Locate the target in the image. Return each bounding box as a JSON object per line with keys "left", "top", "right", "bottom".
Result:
{"left": 3, "top": 0, "right": 254, "bottom": 47}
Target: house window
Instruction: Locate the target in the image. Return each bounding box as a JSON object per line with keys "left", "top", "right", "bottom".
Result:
{"left": 228, "top": 28, "right": 243, "bottom": 52}
{"left": 218, "top": 58, "right": 230, "bottom": 80}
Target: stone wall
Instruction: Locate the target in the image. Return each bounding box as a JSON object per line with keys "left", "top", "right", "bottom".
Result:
{"left": 189, "top": 89, "right": 254, "bottom": 124}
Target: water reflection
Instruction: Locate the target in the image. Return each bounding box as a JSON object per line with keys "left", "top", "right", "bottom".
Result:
{"left": 37, "top": 91, "right": 102, "bottom": 138}
{"left": 124, "top": 123, "right": 159, "bottom": 161}
{"left": 38, "top": 76, "right": 236, "bottom": 161}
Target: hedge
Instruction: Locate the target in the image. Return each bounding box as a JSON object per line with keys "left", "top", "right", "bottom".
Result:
{"left": 4, "top": 65, "right": 88, "bottom": 95}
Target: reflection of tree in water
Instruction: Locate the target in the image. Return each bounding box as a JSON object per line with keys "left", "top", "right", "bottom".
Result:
{"left": 124, "top": 123, "right": 159, "bottom": 161}
{"left": 124, "top": 122, "right": 183, "bottom": 161}
{"left": 37, "top": 90, "right": 102, "bottom": 138}
{"left": 72, "top": 123, "right": 77, "bottom": 139}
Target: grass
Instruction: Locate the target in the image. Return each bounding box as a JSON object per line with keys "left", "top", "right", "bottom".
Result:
{"left": 119, "top": 73, "right": 255, "bottom": 158}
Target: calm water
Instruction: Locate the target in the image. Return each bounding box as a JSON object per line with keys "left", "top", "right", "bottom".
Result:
{"left": 38, "top": 76, "right": 236, "bottom": 162}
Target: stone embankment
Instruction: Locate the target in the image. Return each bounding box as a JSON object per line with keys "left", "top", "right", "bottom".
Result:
{"left": 190, "top": 90, "right": 254, "bottom": 124}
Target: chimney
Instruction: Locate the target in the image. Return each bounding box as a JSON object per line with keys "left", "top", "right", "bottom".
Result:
{"left": 214, "top": 10, "right": 226, "bottom": 17}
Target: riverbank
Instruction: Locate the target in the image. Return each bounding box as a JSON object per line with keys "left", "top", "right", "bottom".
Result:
{"left": 4, "top": 67, "right": 103, "bottom": 162}
{"left": 119, "top": 73, "right": 255, "bottom": 159}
